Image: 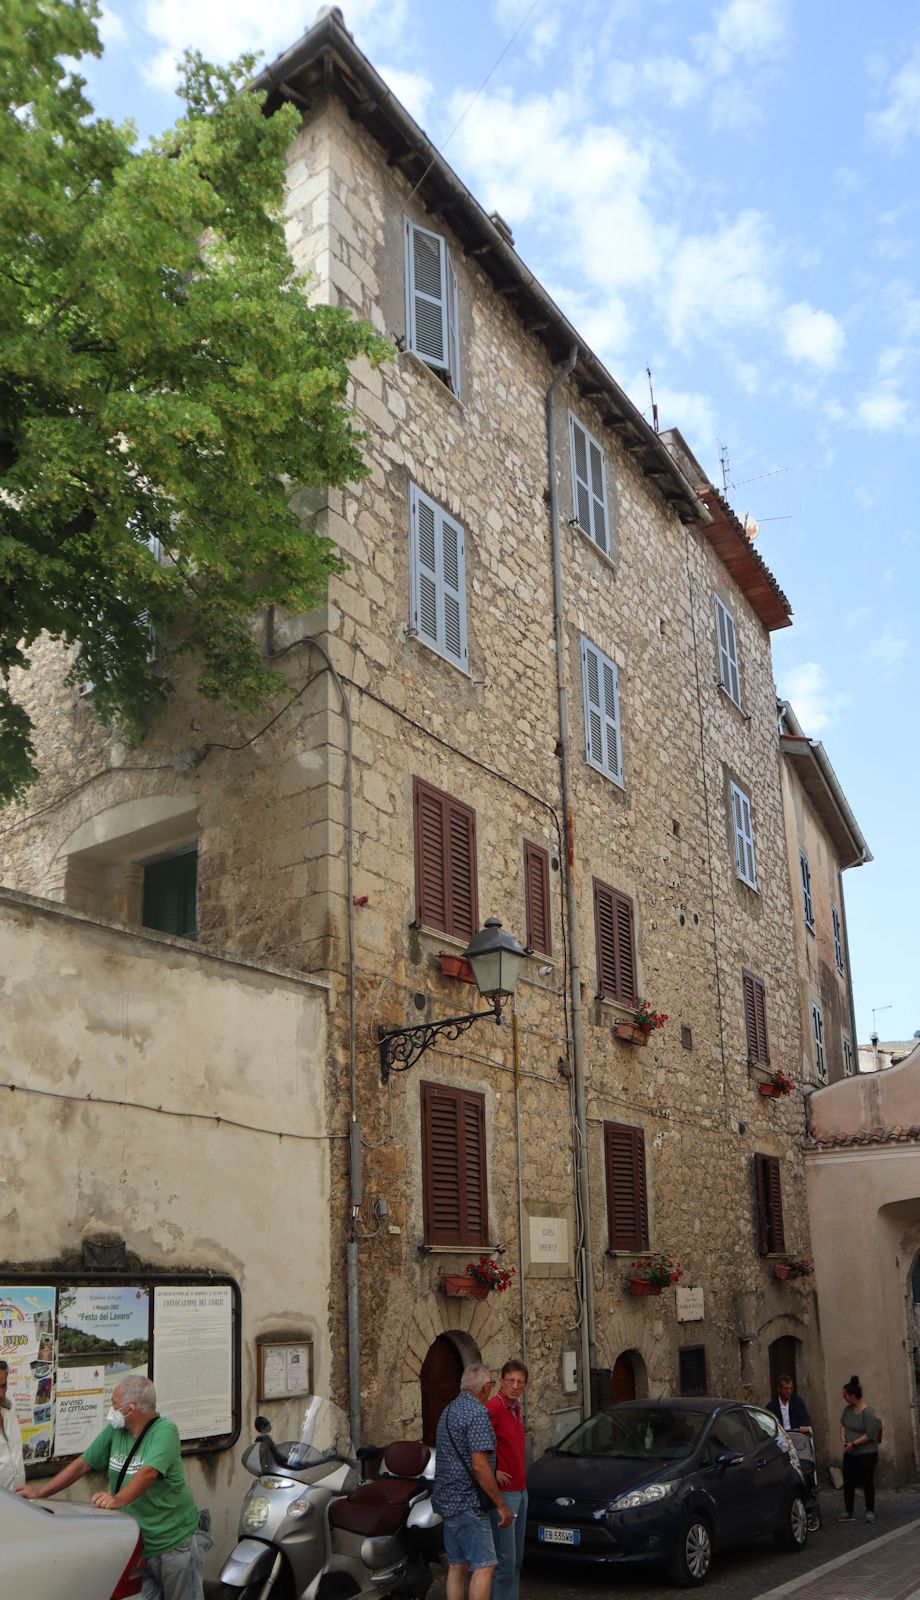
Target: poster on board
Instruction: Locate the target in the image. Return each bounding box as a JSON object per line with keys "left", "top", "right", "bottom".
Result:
{"left": 56, "top": 1286, "right": 150, "bottom": 1455}
{"left": 153, "top": 1286, "right": 232, "bottom": 1440}
{"left": 0, "top": 1285, "right": 56, "bottom": 1462}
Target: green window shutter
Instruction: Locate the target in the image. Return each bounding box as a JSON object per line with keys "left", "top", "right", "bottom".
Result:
{"left": 142, "top": 850, "right": 197, "bottom": 940}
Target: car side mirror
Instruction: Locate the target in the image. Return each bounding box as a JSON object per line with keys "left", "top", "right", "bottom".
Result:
{"left": 716, "top": 1450, "right": 743, "bottom": 1474}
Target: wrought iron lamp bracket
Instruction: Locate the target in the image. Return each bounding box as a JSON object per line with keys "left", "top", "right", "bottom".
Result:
{"left": 378, "top": 999, "right": 502, "bottom": 1083}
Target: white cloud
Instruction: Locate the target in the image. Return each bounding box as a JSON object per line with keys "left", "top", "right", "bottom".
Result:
{"left": 140, "top": 0, "right": 408, "bottom": 93}
{"left": 491, "top": 0, "right": 562, "bottom": 65}
{"left": 855, "top": 389, "right": 910, "bottom": 432}
{"left": 844, "top": 605, "right": 871, "bottom": 630}
{"left": 700, "top": 0, "right": 789, "bottom": 72}
{"left": 377, "top": 66, "right": 433, "bottom": 128}
{"left": 867, "top": 42, "right": 920, "bottom": 151}
{"left": 863, "top": 629, "right": 910, "bottom": 675}
{"left": 778, "top": 662, "right": 850, "bottom": 734}
{"left": 782, "top": 301, "right": 846, "bottom": 370}
{"left": 98, "top": 5, "right": 127, "bottom": 47}
{"left": 665, "top": 210, "right": 778, "bottom": 345}
{"left": 854, "top": 486, "right": 875, "bottom": 510}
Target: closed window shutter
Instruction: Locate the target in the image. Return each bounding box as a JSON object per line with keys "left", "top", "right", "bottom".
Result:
{"left": 406, "top": 221, "right": 448, "bottom": 370}
{"left": 409, "top": 484, "right": 467, "bottom": 670}
{"left": 605, "top": 1122, "right": 649, "bottom": 1251}
{"left": 800, "top": 853, "right": 814, "bottom": 927}
{"left": 582, "top": 635, "right": 623, "bottom": 783}
{"left": 446, "top": 251, "right": 461, "bottom": 398}
{"left": 730, "top": 782, "right": 757, "bottom": 888}
{"left": 742, "top": 971, "right": 769, "bottom": 1065}
{"left": 413, "top": 778, "right": 477, "bottom": 940}
{"left": 832, "top": 906, "right": 844, "bottom": 970}
{"left": 569, "top": 415, "right": 609, "bottom": 552}
{"left": 594, "top": 879, "right": 636, "bottom": 1004}
{"left": 754, "top": 1154, "right": 784, "bottom": 1254}
{"left": 714, "top": 595, "right": 741, "bottom": 704}
{"left": 812, "top": 1003, "right": 826, "bottom": 1079}
{"left": 421, "top": 1082, "right": 488, "bottom": 1246}
{"left": 524, "top": 841, "right": 551, "bottom": 956}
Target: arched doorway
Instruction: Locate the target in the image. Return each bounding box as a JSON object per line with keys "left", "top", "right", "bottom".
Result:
{"left": 769, "top": 1335, "right": 801, "bottom": 1397}
{"left": 611, "top": 1352, "right": 637, "bottom": 1403}
{"left": 420, "top": 1335, "right": 463, "bottom": 1445}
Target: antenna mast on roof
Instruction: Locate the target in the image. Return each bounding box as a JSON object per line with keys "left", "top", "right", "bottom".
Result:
{"left": 646, "top": 367, "right": 659, "bottom": 433}
{"left": 720, "top": 442, "right": 731, "bottom": 492}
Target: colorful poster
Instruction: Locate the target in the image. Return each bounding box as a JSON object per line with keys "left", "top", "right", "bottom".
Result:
{"left": 0, "top": 1285, "right": 57, "bottom": 1461}
{"left": 153, "top": 1286, "right": 232, "bottom": 1440}
{"left": 56, "top": 1286, "right": 149, "bottom": 1455}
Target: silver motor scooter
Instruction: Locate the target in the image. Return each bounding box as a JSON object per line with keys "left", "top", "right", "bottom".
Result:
{"left": 217, "top": 1397, "right": 442, "bottom": 1600}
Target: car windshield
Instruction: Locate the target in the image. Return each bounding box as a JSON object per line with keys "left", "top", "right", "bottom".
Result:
{"left": 556, "top": 1407, "right": 706, "bottom": 1460}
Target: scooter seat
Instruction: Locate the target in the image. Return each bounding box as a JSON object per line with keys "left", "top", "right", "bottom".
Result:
{"left": 329, "top": 1479, "right": 420, "bottom": 1537}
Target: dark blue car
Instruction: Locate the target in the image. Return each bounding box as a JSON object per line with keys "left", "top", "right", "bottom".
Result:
{"left": 525, "top": 1398, "right": 808, "bottom": 1586}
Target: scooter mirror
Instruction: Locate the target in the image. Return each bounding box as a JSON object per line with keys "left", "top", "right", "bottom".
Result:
{"left": 356, "top": 1445, "right": 382, "bottom": 1462}
{"left": 254, "top": 1416, "right": 272, "bottom": 1434}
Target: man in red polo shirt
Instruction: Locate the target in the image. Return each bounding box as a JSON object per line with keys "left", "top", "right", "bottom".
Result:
{"left": 486, "top": 1360, "right": 528, "bottom": 1600}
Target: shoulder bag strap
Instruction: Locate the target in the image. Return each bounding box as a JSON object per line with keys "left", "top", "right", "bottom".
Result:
{"left": 444, "top": 1402, "right": 480, "bottom": 1494}
{"left": 114, "top": 1415, "right": 160, "bottom": 1495}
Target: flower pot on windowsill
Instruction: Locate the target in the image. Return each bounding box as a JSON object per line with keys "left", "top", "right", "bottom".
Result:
{"left": 441, "top": 1275, "right": 490, "bottom": 1300}
{"left": 627, "top": 1277, "right": 663, "bottom": 1297}
{"left": 438, "top": 953, "right": 476, "bottom": 983}
{"left": 614, "top": 1021, "right": 649, "bottom": 1046}
{"left": 759, "top": 1082, "right": 783, "bottom": 1098}
{"left": 773, "top": 1264, "right": 791, "bottom": 1281}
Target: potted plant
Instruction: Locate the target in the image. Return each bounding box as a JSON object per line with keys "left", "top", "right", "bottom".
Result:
{"left": 759, "top": 1068, "right": 795, "bottom": 1098}
{"left": 774, "top": 1255, "right": 813, "bottom": 1282}
{"left": 438, "top": 952, "right": 476, "bottom": 983}
{"left": 441, "top": 1255, "right": 516, "bottom": 1300}
{"left": 626, "top": 1252, "right": 683, "bottom": 1296}
{"left": 614, "top": 997, "right": 668, "bottom": 1046}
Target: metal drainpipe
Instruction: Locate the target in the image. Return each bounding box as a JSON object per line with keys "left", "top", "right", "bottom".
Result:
{"left": 512, "top": 1001, "right": 528, "bottom": 1430}
{"left": 545, "top": 345, "right": 596, "bottom": 1418}
{"left": 267, "top": 612, "right": 362, "bottom": 1444}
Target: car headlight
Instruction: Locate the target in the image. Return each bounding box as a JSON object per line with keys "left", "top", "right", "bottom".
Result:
{"left": 241, "top": 1494, "right": 271, "bottom": 1533}
{"left": 610, "top": 1481, "right": 677, "bottom": 1511}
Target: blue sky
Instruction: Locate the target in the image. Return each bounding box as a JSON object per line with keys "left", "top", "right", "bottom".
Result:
{"left": 83, "top": 0, "right": 919, "bottom": 1042}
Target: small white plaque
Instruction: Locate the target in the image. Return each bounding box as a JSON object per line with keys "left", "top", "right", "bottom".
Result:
{"left": 529, "top": 1215, "right": 569, "bottom": 1264}
{"left": 676, "top": 1286, "right": 704, "bottom": 1322}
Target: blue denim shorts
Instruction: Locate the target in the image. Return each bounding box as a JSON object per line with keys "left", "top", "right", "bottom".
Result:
{"left": 442, "top": 1508, "right": 497, "bottom": 1570}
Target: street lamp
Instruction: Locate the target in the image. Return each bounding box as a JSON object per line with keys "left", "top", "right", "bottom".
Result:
{"left": 378, "top": 918, "right": 527, "bottom": 1083}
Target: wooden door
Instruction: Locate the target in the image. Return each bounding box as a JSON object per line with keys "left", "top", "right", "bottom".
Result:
{"left": 768, "top": 1336, "right": 798, "bottom": 1397}
{"left": 611, "top": 1352, "right": 636, "bottom": 1404}
{"left": 421, "top": 1335, "right": 463, "bottom": 1445}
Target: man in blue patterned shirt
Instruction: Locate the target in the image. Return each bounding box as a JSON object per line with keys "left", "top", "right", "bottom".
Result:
{"left": 433, "top": 1364, "right": 512, "bottom": 1599}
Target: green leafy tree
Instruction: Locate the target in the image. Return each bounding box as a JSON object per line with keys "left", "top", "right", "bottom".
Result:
{"left": 0, "top": 0, "right": 390, "bottom": 803}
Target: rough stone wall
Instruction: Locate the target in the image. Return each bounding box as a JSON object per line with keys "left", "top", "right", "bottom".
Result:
{"left": 780, "top": 763, "right": 856, "bottom": 1085}
{"left": 0, "top": 86, "right": 824, "bottom": 1458}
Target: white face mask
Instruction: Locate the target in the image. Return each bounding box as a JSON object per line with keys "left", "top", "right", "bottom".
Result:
{"left": 107, "top": 1407, "right": 126, "bottom": 1430}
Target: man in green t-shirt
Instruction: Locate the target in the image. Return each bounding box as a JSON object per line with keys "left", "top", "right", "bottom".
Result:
{"left": 17, "top": 1373, "right": 210, "bottom": 1599}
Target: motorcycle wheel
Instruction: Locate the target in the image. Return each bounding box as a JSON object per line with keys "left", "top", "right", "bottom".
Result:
{"left": 214, "top": 1575, "right": 292, "bottom": 1600}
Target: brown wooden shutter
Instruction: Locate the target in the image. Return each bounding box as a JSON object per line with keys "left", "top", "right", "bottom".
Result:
{"left": 421, "top": 1082, "right": 488, "bottom": 1246}
{"left": 413, "top": 778, "right": 477, "bottom": 939}
{"left": 743, "top": 970, "right": 770, "bottom": 1066}
{"left": 594, "top": 879, "right": 637, "bottom": 1003}
{"left": 754, "top": 1153, "right": 784, "bottom": 1254}
{"left": 524, "top": 841, "right": 551, "bottom": 956}
{"left": 604, "top": 1122, "right": 649, "bottom": 1251}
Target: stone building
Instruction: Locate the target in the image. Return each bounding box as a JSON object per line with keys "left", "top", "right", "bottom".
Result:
{"left": 1, "top": 7, "right": 828, "bottom": 1481}
{"left": 778, "top": 701, "right": 871, "bottom": 1087}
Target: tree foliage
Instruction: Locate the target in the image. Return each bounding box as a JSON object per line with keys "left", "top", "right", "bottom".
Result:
{"left": 0, "top": 0, "right": 390, "bottom": 803}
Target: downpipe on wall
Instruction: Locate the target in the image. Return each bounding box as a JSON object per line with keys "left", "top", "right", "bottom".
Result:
{"left": 545, "top": 345, "right": 596, "bottom": 1418}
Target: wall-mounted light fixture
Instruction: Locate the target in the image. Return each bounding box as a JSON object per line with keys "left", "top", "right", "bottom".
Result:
{"left": 378, "top": 918, "right": 527, "bottom": 1083}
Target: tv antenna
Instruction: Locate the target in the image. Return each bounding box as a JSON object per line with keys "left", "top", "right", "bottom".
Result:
{"left": 646, "top": 367, "right": 659, "bottom": 433}
{"left": 871, "top": 1004, "right": 892, "bottom": 1037}
{"left": 719, "top": 442, "right": 731, "bottom": 491}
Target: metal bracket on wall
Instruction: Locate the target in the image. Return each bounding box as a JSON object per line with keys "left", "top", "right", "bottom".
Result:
{"left": 378, "top": 1000, "right": 501, "bottom": 1083}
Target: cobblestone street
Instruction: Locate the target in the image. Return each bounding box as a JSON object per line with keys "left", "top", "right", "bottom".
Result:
{"left": 428, "top": 1492, "right": 920, "bottom": 1600}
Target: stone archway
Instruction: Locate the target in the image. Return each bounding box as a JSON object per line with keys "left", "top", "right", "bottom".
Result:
{"left": 768, "top": 1335, "right": 802, "bottom": 1397}
{"left": 399, "top": 1291, "right": 505, "bottom": 1441}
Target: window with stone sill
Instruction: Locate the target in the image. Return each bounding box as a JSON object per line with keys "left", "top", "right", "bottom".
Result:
{"left": 404, "top": 220, "right": 460, "bottom": 398}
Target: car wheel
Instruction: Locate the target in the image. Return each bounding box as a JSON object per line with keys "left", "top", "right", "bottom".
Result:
{"left": 774, "top": 1493, "right": 808, "bottom": 1551}
{"left": 667, "top": 1517, "right": 713, "bottom": 1586}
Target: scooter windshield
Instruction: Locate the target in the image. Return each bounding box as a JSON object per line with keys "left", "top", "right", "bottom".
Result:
{"left": 282, "top": 1396, "right": 354, "bottom": 1468}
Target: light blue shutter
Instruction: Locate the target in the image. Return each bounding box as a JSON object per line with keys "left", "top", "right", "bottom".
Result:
{"left": 582, "top": 636, "right": 623, "bottom": 783}
{"left": 731, "top": 782, "right": 757, "bottom": 887}
{"left": 409, "top": 484, "right": 467, "bottom": 669}
{"left": 714, "top": 595, "right": 741, "bottom": 704}
{"left": 406, "top": 221, "right": 448, "bottom": 371}
{"left": 446, "top": 251, "right": 460, "bottom": 398}
{"left": 569, "top": 415, "right": 608, "bottom": 553}
{"left": 812, "top": 1003, "right": 826, "bottom": 1080}
{"left": 800, "top": 852, "right": 814, "bottom": 927}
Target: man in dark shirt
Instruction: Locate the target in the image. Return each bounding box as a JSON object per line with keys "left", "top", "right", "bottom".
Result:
{"left": 486, "top": 1360, "right": 528, "bottom": 1600}
{"left": 766, "top": 1374, "right": 812, "bottom": 1433}
{"left": 433, "top": 1364, "right": 511, "bottom": 1600}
